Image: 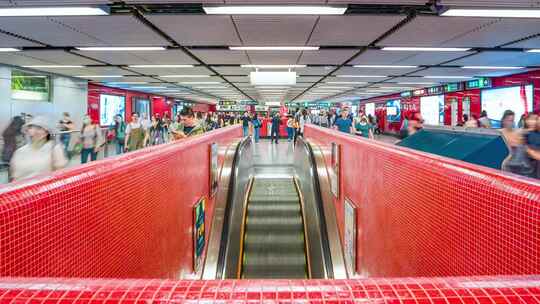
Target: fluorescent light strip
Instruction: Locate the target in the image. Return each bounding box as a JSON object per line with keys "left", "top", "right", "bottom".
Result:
{"left": 76, "top": 47, "right": 166, "bottom": 51}
{"left": 241, "top": 64, "right": 306, "bottom": 68}
{"left": 423, "top": 76, "right": 473, "bottom": 79}
{"left": 230, "top": 46, "right": 319, "bottom": 51}
{"left": 462, "top": 66, "right": 524, "bottom": 70}
{"left": 527, "top": 49, "right": 540, "bottom": 53}
{"left": 317, "top": 86, "right": 352, "bottom": 89}
{"left": 382, "top": 47, "right": 471, "bottom": 52}
{"left": 23, "top": 65, "right": 84, "bottom": 68}
{"left": 161, "top": 75, "right": 211, "bottom": 78}
{"left": 129, "top": 65, "right": 194, "bottom": 68}
{"left": 131, "top": 86, "right": 167, "bottom": 89}
{"left": 195, "top": 86, "right": 228, "bottom": 89}
{"left": 353, "top": 65, "right": 418, "bottom": 68}
{"left": 0, "top": 48, "right": 21, "bottom": 52}
{"left": 335, "top": 75, "right": 386, "bottom": 78}
{"left": 180, "top": 82, "right": 221, "bottom": 85}
{"left": 105, "top": 82, "right": 149, "bottom": 85}
{"left": 398, "top": 82, "right": 437, "bottom": 85}
{"left": 204, "top": 5, "right": 346, "bottom": 15}
{"left": 442, "top": 8, "right": 540, "bottom": 18}
{"left": 0, "top": 7, "right": 109, "bottom": 17}
{"left": 77, "top": 75, "right": 122, "bottom": 78}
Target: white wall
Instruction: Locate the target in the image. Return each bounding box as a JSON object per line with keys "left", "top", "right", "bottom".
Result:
{"left": 0, "top": 65, "right": 88, "bottom": 131}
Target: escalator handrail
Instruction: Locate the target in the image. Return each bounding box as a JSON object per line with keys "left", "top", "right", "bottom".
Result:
{"left": 301, "top": 137, "right": 348, "bottom": 279}
{"left": 236, "top": 177, "right": 255, "bottom": 279}
{"left": 293, "top": 177, "right": 313, "bottom": 279}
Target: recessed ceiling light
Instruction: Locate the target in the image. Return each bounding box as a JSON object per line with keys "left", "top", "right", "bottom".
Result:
{"left": 128, "top": 65, "right": 195, "bottom": 68}
{"left": 23, "top": 65, "right": 84, "bottom": 68}
{"left": 0, "top": 7, "right": 109, "bottom": 17}
{"left": 76, "top": 47, "right": 166, "bottom": 51}
{"left": 461, "top": 66, "right": 524, "bottom": 70}
{"left": 423, "top": 76, "right": 473, "bottom": 79}
{"left": 161, "top": 75, "right": 211, "bottom": 78}
{"left": 381, "top": 47, "right": 471, "bottom": 52}
{"left": 335, "top": 75, "right": 387, "bottom": 78}
{"left": 241, "top": 64, "right": 306, "bottom": 68}
{"left": 441, "top": 8, "right": 540, "bottom": 18}
{"left": 526, "top": 49, "right": 540, "bottom": 53}
{"left": 76, "top": 75, "right": 122, "bottom": 78}
{"left": 204, "top": 5, "right": 346, "bottom": 15}
{"left": 230, "top": 46, "right": 319, "bottom": 51}
{"left": 353, "top": 65, "right": 418, "bottom": 68}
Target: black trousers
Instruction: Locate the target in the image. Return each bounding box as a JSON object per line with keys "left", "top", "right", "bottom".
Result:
{"left": 271, "top": 128, "right": 279, "bottom": 143}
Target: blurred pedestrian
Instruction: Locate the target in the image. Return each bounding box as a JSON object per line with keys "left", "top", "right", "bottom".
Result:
{"left": 501, "top": 110, "right": 535, "bottom": 177}
{"left": 478, "top": 111, "right": 491, "bottom": 128}
{"left": 252, "top": 113, "right": 261, "bottom": 143}
{"left": 10, "top": 116, "right": 68, "bottom": 182}
{"left": 286, "top": 115, "right": 294, "bottom": 142}
{"left": 241, "top": 112, "right": 251, "bottom": 137}
{"left": 334, "top": 108, "right": 353, "bottom": 134}
{"left": 354, "top": 115, "right": 374, "bottom": 139}
{"left": 79, "top": 115, "right": 103, "bottom": 164}
{"left": 526, "top": 114, "right": 540, "bottom": 178}
{"left": 125, "top": 113, "right": 145, "bottom": 152}
{"left": 271, "top": 113, "right": 281, "bottom": 144}
{"left": 110, "top": 114, "right": 126, "bottom": 155}
{"left": 464, "top": 114, "right": 479, "bottom": 128}
{"left": 145, "top": 115, "right": 165, "bottom": 146}
{"left": 58, "top": 112, "right": 75, "bottom": 155}
{"left": 2, "top": 116, "right": 25, "bottom": 168}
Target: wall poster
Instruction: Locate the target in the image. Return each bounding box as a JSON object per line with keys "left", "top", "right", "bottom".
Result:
{"left": 209, "top": 143, "right": 219, "bottom": 197}
{"left": 344, "top": 198, "right": 356, "bottom": 276}
{"left": 330, "top": 143, "right": 340, "bottom": 198}
{"left": 193, "top": 197, "right": 206, "bottom": 273}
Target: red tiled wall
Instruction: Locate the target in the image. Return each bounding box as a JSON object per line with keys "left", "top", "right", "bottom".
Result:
{"left": 0, "top": 275, "right": 538, "bottom": 304}
{"left": 0, "top": 126, "right": 241, "bottom": 279}
{"left": 305, "top": 125, "right": 540, "bottom": 278}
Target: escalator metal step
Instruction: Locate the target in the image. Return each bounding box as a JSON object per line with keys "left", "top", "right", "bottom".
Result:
{"left": 241, "top": 178, "right": 308, "bottom": 279}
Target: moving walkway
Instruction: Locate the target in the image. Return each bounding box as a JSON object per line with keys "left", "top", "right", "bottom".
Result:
{"left": 203, "top": 137, "right": 347, "bottom": 279}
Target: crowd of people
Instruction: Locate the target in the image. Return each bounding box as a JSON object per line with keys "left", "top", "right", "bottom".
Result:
{"left": 0, "top": 107, "right": 229, "bottom": 182}
{"left": 310, "top": 108, "right": 380, "bottom": 139}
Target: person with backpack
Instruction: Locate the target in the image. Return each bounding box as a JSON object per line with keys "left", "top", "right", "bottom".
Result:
{"left": 79, "top": 115, "right": 104, "bottom": 164}
{"left": 110, "top": 114, "right": 126, "bottom": 154}
{"left": 10, "top": 116, "right": 68, "bottom": 182}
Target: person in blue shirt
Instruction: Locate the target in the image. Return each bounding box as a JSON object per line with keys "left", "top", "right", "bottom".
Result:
{"left": 241, "top": 112, "right": 251, "bottom": 137}
{"left": 251, "top": 113, "right": 261, "bottom": 143}
{"left": 334, "top": 109, "right": 353, "bottom": 134}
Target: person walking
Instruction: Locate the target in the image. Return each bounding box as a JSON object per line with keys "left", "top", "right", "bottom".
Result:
{"left": 111, "top": 114, "right": 126, "bottom": 155}
{"left": 241, "top": 112, "right": 251, "bottom": 137}
{"left": 271, "top": 113, "right": 281, "bottom": 144}
{"left": 354, "top": 115, "right": 374, "bottom": 139}
{"left": 125, "top": 113, "right": 145, "bottom": 152}
{"left": 501, "top": 110, "right": 535, "bottom": 177}
{"left": 334, "top": 109, "right": 353, "bottom": 134}
{"left": 2, "top": 116, "right": 25, "bottom": 170}
{"left": 286, "top": 115, "right": 294, "bottom": 142}
{"left": 10, "top": 116, "right": 68, "bottom": 182}
{"left": 79, "top": 115, "right": 104, "bottom": 164}
{"left": 252, "top": 113, "right": 261, "bottom": 143}
{"left": 58, "top": 112, "right": 75, "bottom": 156}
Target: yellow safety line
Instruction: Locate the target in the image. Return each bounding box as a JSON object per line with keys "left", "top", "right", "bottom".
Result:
{"left": 237, "top": 177, "right": 255, "bottom": 279}
{"left": 293, "top": 177, "right": 312, "bottom": 279}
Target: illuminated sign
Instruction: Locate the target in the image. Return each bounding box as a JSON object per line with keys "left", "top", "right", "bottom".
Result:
{"left": 444, "top": 82, "right": 463, "bottom": 93}
{"left": 413, "top": 88, "right": 427, "bottom": 96}
{"left": 240, "top": 100, "right": 258, "bottom": 105}
{"left": 466, "top": 77, "right": 491, "bottom": 89}
{"left": 427, "top": 86, "right": 443, "bottom": 95}
{"left": 400, "top": 91, "right": 412, "bottom": 98}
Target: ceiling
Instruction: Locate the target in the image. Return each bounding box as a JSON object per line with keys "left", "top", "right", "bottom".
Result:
{"left": 0, "top": 1, "right": 539, "bottom": 105}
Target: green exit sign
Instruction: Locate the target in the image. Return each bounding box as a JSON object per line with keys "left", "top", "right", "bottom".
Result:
{"left": 444, "top": 82, "right": 463, "bottom": 93}
{"left": 466, "top": 77, "right": 491, "bottom": 89}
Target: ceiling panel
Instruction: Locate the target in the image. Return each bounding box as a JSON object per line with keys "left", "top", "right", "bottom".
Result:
{"left": 415, "top": 66, "right": 528, "bottom": 77}
{"left": 191, "top": 49, "right": 250, "bottom": 64}
{"left": 98, "top": 76, "right": 160, "bottom": 83}
{"left": 297, "top": 66, "right": 334, "bottom": 75}
{"left": 46, "top": 66, "right": 136, "bottom": 77}
{"left": 448, "top": 51, "right": 540, "bottom": 67}
{"left": 0, "top": 32, "right": 40, "bottom": 47}
{"left": 505, "top": 37, "right": 540, "bottom": 49}
{"left": 128, "top": 66, "right": 212, "bottom": 76}
{"left": 0, "top": 16, "right": 168, "bottom": 47}
{"left": 225, "top": 76, "right": 250, "bottom": 82}
{"left": 334, "top": 66, "right": 394, "bottom": 76}
{"left": 0, "top": 53, "right": 51, "bottom": 66}
{"left": 298, "top": 49, "right": 357, "bottom": 65}
{"left": 247, "top": 51, "right": 302, "bottom": 64}
{"left": 390, "top": 76, "right": 450, "bottom": 84}
{"left": 233, "top": 15, "right": 318, "bottom": 46}
{"left": 350, "top": 49, "right": 474, "bottom": 65}
{"left": 72, "top": 49, "right": 197, "bottom": 65}
{"left": 297, "top": 76, "right": 323, "bottom": 82}
{"left": 212, "top": 66, "right": 251, "bottom": 75}
{"left": 308, "top": 15, "right": 405, "bottom": 46}
{"left": 5, "top": 0, "right": 112, "bottom": 5}
{"left": 439, "top": 0, "right": 540, "bottom": 7}
{"left": 17, "top": 50, "right": 100, "bottom": 65}
{"left": 146, "top": 15, "right": 241, "bottom": 46}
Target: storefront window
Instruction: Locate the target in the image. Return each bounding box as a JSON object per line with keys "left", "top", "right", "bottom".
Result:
{"left": 11, "top": 69, "right": 51, "bottom": 102}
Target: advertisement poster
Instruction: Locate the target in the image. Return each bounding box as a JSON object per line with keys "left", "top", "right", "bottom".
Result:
{"left": 100, "top": 94, "right": 125, "bottom": 126}
{"left": 386, "top": 99, "right": 401, "bottom": 122}
{"left": 193, "top": 197, "right": 206, "bottom": 273}
{"left": 210, "top": 143, "right": 219, "bottom": 197}
{"left": 420, "top": 95, "right": 444, "bottom": 126}
{"left": 481, "top": 85, "right": 533, "bottom": 128}
{"left": 365, "top": 103, "right": 375, "bottom": 118}
{"left": 330, "top": 143, "right": 340, "bottom": 198}
{"left": 344, "top": 198, "right": 356, "bottom": 275}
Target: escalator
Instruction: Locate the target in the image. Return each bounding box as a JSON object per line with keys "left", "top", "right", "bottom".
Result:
{"left": 240, "top": 178, "right": 308, "bottom": 279}
{"left": 203, "top": 137, "right": 347, "bottom": 280}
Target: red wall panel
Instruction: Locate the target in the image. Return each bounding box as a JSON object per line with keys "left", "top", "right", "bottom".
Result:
{"left": 0, "top": 126, "right": 241, "bottom": 279}
{"left": 305, "top": 125, "right": 540, "bottom": 278}
{"left": 0, "top": 276, "right": 538, "bottom": 304}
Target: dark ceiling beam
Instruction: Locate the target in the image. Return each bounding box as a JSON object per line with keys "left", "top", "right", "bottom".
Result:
{"left": 126, "top": 4, "right": 256, "bottom": 102}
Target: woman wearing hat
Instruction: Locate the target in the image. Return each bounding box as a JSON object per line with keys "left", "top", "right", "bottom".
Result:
{"left": 10, "top": 116, "right": 68, "bottom": 182}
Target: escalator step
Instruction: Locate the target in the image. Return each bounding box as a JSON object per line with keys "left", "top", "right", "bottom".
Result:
{"left": 244, "top": 232, "right": 305, "bottom": 252}
{"left": 247, "top": 203, "right": 301, "bottom": 217}
{"left": 246, "top": 216, "right": 303, "bottom": 232}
